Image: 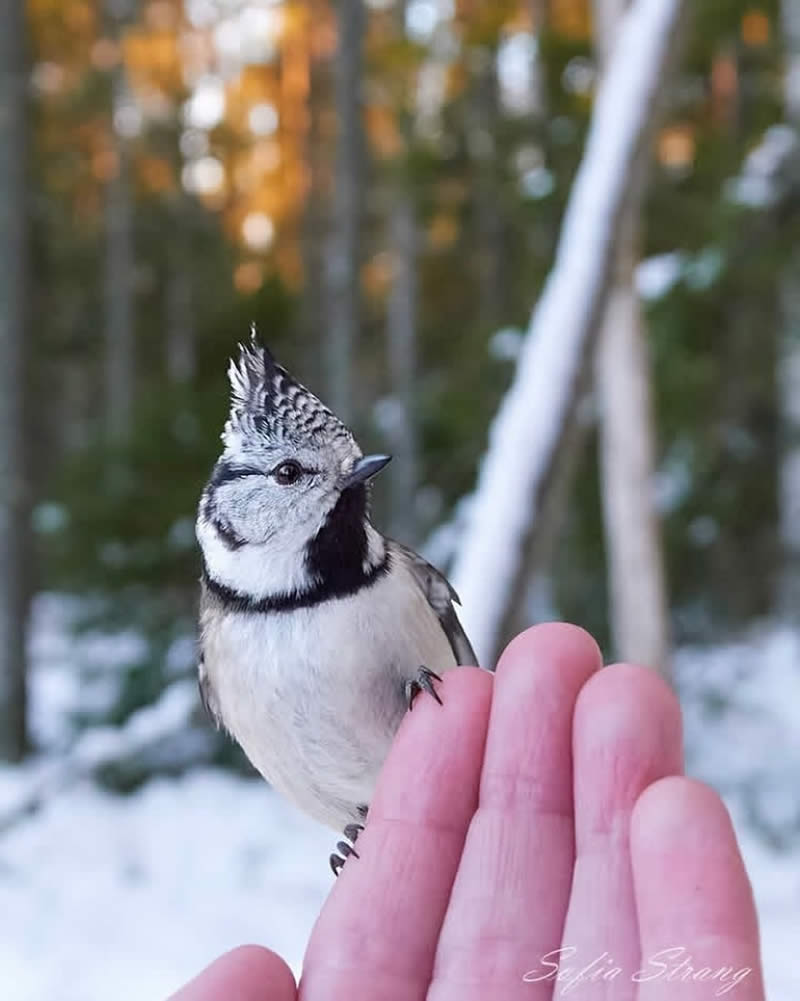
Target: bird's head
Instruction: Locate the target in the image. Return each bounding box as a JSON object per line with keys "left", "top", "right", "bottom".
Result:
{"left": 197, "top": 329, "right": 391, "bottom": 598}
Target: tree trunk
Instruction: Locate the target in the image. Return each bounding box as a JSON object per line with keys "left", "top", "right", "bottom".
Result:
{"left": 166, "top": 200, "right": 195, "bottom": 385}
{"left": 300, "top": 0, "right": 330, "bottom": 390}
{"left": 593, "top": 0, "right": 670, "bottom": 676}
{"left": 324, "top": 0, "right": 366, "bottom": 424}
{"left": 104, "top": 5, "right": 136, "bottom": 437}
{"left": 472, "top": 56, "right": 507, "bottom": 332}
{"left": 777, "top": 0, "right": 800, "bottom": 616}
{"left": 529, "top": 0, "right": 549, "bottom": 119}
{"left": 386, "top": 191, "right": 419, "bottom": 542}
{"left": 0, "top": 0, "right": 30, "bottom": 760}
{"left": 596, "top": 220, "right": 670, "bottom": 673}
{"left": 452, "top": 0, "right": 686, "bottom": 667}
{"left": 783, "top": 0, "right": 800, "bottom": 122}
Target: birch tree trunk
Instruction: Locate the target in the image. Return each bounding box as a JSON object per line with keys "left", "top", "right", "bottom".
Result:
{"left": 324, "top": 0, "right": 366, "bottom": 424}
{"left": 0, "top": 0, "right": 30, "bottom": 759}
{"left": 777, "top": 0, "right": 800, "bottom": 616}
{"left": 452, "top": 0, "right": 686, "bottom": 667}
{"left": 593, "top": 0, "right": 670, "bottom": 677}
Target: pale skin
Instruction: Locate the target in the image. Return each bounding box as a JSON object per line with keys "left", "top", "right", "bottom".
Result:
{"left": 170, "top": 623, "right": 766, "bottom": 1001}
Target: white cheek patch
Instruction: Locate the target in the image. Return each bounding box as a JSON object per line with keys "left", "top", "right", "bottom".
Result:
{"left": 197, "top": 511, "right": 316, "bottom": 599}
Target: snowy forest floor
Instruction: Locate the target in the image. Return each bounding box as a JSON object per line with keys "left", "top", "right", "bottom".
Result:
{"left": 0, "top": 599, "right": 798, "bottom": 1000}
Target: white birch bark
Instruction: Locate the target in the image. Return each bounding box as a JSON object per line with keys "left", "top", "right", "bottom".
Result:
{"left": 593, "top": 0, "right": 670, "bottom": 675}
{"left": 452, "top": 0, "right": 686, "bottom": 667}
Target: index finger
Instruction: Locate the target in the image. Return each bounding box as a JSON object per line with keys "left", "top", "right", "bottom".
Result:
{"left": 299, "top": 667, "right": 493, "bottom": 1001}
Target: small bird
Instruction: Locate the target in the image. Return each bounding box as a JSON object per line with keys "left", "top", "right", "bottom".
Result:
{"left": 195, "top": 332, "right": 477, "bottom": 874}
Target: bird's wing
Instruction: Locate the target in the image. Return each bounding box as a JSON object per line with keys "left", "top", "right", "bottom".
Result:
{"left": 198, "top": 652, "right": 222, "bottom": 729}
{"left": 197, "top": 584, "right": 224, "bottom": 729}
{"left": 394, "top": 542, "right": 480, "bottom": 668}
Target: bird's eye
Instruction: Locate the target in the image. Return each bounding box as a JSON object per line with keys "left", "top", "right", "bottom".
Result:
{"left": 272, "top": 460, "right": 303, "bottom": 486}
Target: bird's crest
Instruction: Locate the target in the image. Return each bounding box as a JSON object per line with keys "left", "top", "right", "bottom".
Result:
{"left": 223, "top": 325, "right": 352, "bottom": 451}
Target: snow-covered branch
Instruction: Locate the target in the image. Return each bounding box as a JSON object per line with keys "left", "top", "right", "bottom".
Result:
{"left": 451, "top": 0, "right": 686, "bottom": 666}
{"left": 0, "top": 680, "right": 198, "bottom": 834}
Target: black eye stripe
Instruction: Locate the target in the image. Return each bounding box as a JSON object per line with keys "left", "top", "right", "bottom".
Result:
{"left": 209, "top": 460, "right": 262, "bottom": 489}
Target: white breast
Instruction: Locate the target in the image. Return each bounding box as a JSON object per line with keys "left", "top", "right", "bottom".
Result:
{"left": 201, "top": 563, "right": 457, "bottom": 831}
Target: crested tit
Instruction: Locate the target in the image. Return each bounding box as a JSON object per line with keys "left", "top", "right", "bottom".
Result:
{"left": 196, "top": 332, "right": 477, "bottom": 873}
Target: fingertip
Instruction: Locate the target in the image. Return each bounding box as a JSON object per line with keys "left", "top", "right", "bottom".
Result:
{"left": 496, "top": 622, "right": 603, "bottom": 678}
{"left": 570, "top": 663, "right": 683, "bottom": 847}
{"left": 632, "top": 775, "right": 733, "bottom": 845}
{"left": 631, "top": 776, "right": 753, "bottom": 915}
{"left": 395, "top": 665, "right": 493, "bottom": 744}
{"left": 360, "top": 664, "right": 493, "bottom": 878}
{"left": 631, "top": 777, "right": 764, "bottom": 998}
{"left": 574, "top": 662, "right": 684, "bottom": 766}
{"left": 168, "top": 945, "right": 296, "bottom": 1001}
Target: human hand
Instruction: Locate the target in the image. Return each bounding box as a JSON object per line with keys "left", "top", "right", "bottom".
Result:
{"left": 170, "top": 624, "right": 765, "bottom": 1001}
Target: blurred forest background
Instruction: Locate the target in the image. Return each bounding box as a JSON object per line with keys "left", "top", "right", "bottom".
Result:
{"left": 1, "top": 0, "right": 799, "bottom": 997}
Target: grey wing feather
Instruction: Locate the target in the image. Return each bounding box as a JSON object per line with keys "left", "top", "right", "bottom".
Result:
{"left": 395, "top": 542, "right": 480, "bottom": 668}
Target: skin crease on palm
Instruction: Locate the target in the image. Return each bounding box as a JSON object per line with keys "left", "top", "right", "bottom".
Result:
{"left": 169, "top": 623, "right": 766, "bottom": 1001}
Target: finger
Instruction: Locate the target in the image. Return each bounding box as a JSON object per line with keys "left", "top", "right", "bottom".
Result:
{"left": 299, "top": 667, "right": 493, "bottom": 1001}
{"left": 429, "top": 624, "right": 602, "bottom": 1001}
{"left": 557, "top": 665, "right": 683, "bottom": 1000}
{"left": 632, "top": 777, "right": 765, "bottom": 1001}
{"left": 167, "top": 945, "right": 296, "bottom": 1001}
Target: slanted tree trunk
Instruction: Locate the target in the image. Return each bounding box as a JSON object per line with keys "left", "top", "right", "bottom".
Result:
{"left": 0, "top": 0, "right": 30, "bottom": 760}
{"left": 502, "top": 0, "right": 570, "bottom": 640}
{"left": 452, "top": 0, "right": 686, "bottom": 667}
{"left": 104, "top": 19, "right": 136, "bottom": 437}
{"left": 777, "top": 0, "right": 800, "bottom": 616}
{"left": 593, "top": 0, "right": 670, "bottom": 676}
{"left": 324, "top": 0, "right": 366, "bottom": 424}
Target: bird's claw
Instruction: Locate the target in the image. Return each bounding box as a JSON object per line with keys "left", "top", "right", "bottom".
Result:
{"left": 405, "top": 666, "right": 443, "bottom": 711}
{"left": 329, "top": 825, "right": 363, "bottom": 877}
{"left": 343, "top": 822, "right": 364, "bottom": 843}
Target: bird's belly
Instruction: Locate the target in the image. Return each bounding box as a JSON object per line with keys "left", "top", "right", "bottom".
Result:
{"left": 204, "top": 575, "right": 457, "bottom": 830}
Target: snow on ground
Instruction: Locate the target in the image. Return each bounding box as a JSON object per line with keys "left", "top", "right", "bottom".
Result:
{"left": 0, "top": 762, "right": 797, "bottom": 1001}
{"left": 0, "top": 599, "right": 798, "bottom": 1000}
{"left": 0, "top": 770, "right": 332, "bottom": 1001}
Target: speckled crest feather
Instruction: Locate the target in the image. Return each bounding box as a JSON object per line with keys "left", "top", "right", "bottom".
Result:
{"left": 224, "top": 325, "right": 353, "bottom": 451}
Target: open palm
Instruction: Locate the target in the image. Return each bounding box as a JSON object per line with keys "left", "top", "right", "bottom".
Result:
{"left": 171, "top": 624, "right": 764, "bottom": 1001}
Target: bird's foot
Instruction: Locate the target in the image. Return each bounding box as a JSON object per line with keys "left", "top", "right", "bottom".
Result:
{"left": 329, "top": 824, "right": 364, "bottom": 877}
{"left": 405, "top": 666, "right": 443, "bottom": 711}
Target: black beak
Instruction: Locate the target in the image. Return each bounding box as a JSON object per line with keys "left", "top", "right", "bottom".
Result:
{"left": 341, "top": 454, "right": 392, "bottom": 489}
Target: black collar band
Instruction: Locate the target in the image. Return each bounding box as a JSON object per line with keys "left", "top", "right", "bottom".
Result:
{"left": 201, "top": 550, "right": 390, "bottom": 615}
